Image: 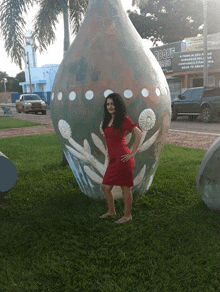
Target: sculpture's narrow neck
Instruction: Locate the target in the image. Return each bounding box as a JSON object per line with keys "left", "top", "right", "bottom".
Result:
{"left": 88, "top": 0, "right": 123, "bottom": 6}
{"left": 87, "top": 0, "right": 124, "bottom": 14}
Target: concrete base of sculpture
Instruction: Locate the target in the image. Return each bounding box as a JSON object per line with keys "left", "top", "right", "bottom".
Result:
{"left": 0, "top": 152, "right": 17, "bottom": 193}
{"left": 196, "top": 137, "right": 220, "bottom": 211}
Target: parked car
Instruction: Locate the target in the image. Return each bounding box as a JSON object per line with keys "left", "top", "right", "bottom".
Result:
{"left": 16, "top": 94, "right": 47, "bottom": 115}
{"left": 171, "top": 86, "right": 220, "bottom": 123}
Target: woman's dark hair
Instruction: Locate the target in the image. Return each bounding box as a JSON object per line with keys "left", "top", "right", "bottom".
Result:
{"left": 102, "top": 93, "right": 127, "bottom": 131}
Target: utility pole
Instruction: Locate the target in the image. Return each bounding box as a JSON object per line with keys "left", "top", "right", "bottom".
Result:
{"left": 3, "top": 78, "right": 8, "bottom": 103}
{"left": 26, "top": 52, "right": 33, "bottom": 94}
{"left": 203, "top": 0, "right": 208, "bottom": 87}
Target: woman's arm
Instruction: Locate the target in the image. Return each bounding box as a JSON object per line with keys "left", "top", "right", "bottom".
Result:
{"left": 130, "top": 126, "right": 143, "bottom": 156}
{"left": 121, "top": 126, "right": 143, "bottom": 162}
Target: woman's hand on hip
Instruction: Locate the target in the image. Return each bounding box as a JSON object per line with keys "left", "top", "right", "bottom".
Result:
{"left": 121, "top": 153, "right": 134, "bottom": 162}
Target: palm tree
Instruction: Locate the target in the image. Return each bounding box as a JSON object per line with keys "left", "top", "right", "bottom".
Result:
{"left": 0, "top": 0, "right": 147, "bottom": 165}
{"left": 0, "top": 0, "right": 88, "bottom": 69}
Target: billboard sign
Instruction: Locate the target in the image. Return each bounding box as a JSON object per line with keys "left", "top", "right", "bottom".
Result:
{"left": 150, "top": 42, "right": 185, "bottom": 74}
{"left": 172, "top": 49, "right": 220, "bottom": 72}
{"left": 184, "top": 32, "right": 220, "bottom": 51}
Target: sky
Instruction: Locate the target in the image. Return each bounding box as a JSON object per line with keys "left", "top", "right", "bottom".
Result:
{"left": 0, "top": 0, "right": 153, "bottom": 77}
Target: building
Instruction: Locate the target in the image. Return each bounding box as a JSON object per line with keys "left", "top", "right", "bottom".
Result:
{"left": 150, "top": 32, "right": 220, "bottom": 100}
{"left": 19, "top": 31, "right": 59, "bottom": 103}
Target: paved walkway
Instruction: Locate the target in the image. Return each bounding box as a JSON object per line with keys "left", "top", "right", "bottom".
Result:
{"left": 0, "top": 106, "right": 219, "bottom": 150}
{"left": 0, "top": 106, "right": 54, "bottom": 138}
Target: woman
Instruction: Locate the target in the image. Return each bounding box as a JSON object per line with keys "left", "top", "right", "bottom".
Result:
{"left": 100, "top": 93, "right": 143, "bottom": 224}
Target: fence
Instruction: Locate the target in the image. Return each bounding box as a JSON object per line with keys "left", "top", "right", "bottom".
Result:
{"left": 0, "top": 92, "right": 17, "bottom": 103}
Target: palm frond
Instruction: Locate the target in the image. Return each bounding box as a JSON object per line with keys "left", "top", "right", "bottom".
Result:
{"left": 0, "top": 0, "right": 34, "bottom": 69}
{"left": 69, "top": 0, "right": 88, "bottom": 34}
{"left": 33, "top": 0, "right": 62, "bottom": 53}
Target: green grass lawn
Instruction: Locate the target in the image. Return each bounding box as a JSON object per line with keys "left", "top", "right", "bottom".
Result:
{"left": 0, "top": 117, "right": 48, "bottom": 129}
{"left": 0, "top": 134, "right": 219, "bottom": 292}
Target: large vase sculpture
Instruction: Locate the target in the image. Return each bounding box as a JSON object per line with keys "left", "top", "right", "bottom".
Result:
{"left": 196, "top": 137, "right": 220, "bottom": 211}
{"left": 0, "top": 151, "right": 17, "bottom": 194}
{"left": 50, "top": 0, "right": 171, "bottom": 200}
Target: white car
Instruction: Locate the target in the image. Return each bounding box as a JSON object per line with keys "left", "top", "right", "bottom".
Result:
{"left": 16, "top": 94, "right": 47, "bottom": 115}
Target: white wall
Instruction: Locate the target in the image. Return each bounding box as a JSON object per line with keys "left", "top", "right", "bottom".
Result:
{"left": 24, "top": 65, "right": 59, "bottom": 92}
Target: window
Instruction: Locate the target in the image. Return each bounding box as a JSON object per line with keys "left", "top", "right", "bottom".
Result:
{"left": 191, "top": 88, "right": 203, "bottom": 100}
{"left": 23, "top": 95, "right": 41, "bottom": 100}
{"left": 203, "top": 88, "right": 220, "bottom": 97}
{"left": 181, "top": 90, "right": 192, "bottom": 100}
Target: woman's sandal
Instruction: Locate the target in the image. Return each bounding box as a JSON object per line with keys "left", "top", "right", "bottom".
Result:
{"left": 100, "top": 212, "right": 117, "bottom": 218}
{"left": 115, "top": 215, "right": 132, "bottom": 224}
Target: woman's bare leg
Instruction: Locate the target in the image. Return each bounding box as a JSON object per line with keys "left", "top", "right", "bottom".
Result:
{"left": 121, "top": 186, "right": 133, "bottom": 218}
{"left": 101, "top": 184, "right": 116, "bottom": 217}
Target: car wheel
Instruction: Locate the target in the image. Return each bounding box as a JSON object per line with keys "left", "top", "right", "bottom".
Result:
{"left": 201, "top": 107, "right": 214, "bottom": 123}
{"left": 16, "top": 107, "right": 21, "bottom": 113}
{"left": 188, "top": 115, "right": 197, "bottom": 121}
{"left": 171, "top": 109, "right": 177, "bottom": 121}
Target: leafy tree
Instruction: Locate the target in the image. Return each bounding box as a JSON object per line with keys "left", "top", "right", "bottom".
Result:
{"left": 11, "top": 71, "right": 25, "bottom": 92}
{"left": 128, "top": 0, "right": 220, "bottom": 44}
{"left": 206, "top": 0, "right": 220, "bottom": 35}
{"left": 0, "top": 71, "right": 24, "bottom": 92}
{"left": 0, "top": 71, "right": 8, "bottom": 92}
{"left": 15, "top": 71, "right": 25, "bottom": 83}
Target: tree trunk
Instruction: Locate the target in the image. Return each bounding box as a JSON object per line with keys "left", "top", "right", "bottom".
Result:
{"left": 62, "top": 0, "right": 70, "bottom": 55}
{"left": 61, "top": 0, "right": 70, "bottom": 166}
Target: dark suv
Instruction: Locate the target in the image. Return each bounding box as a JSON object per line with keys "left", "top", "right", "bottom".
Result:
{"left": 171, "top": 86, "right": 220, "bottom": 123}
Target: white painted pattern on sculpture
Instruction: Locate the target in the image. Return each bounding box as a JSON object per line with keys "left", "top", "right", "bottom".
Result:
{"left": 58, "top": 92, "right": 63, "bottom": 100}
{"left": 85, "top": 90, "right": 94, "bottom": 100}
{"left": 54, "top": 87, "right": 167, "bottom": 102}
{"left": 58, "top": 119, "right": 71, "bottom": 139}
{"left": 155, "top": 88, "right": 161, "bottom": 96}
{"left": 124, "top": 90, "right": 133, "bottom": 98}
{"left": 104, "top": 89, "right": 114, "bottom": 98}
{"left": 141, "top": 88, "right": 149, "bottom": 97}
{"left": 69, "top": 91, "right": 76, "bottom": 100}
{"left": 139, "top": 108, "right": 156, "bottom": 131}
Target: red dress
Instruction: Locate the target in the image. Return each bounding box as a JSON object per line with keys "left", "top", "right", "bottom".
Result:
{"left": 102, "top": 116, "right": 137, "bottom": 187}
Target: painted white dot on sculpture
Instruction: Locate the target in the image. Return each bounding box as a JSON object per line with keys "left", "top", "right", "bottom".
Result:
{"left": 58, "top": 92, "right": 63, "bottom": 100}
{"left": 51, "top": 92, "right": 54, "bottom": 100}
{"left": 155, "top": 88, "right": 161, "bottom": 96}
{"left": 69, "top": 91, "right": 76, "bottom": 101}
{"left": 141, "top": 88, "right": 149, "bottom": 98}
{"left": 85, "top": 90, "right": 94, "bottom": 100}
{"left": 124, "top": 90, "right": 133, "bottom": 99}
{"left": 104, "top": 89, "right": 113, "bottom": 98}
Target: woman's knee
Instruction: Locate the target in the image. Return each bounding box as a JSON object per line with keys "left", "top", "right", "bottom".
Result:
{"left": 121, "top": 186, "right": 131, "bottom": 193}
{"left": 102, "top": 184, "right": 113, "bottom": 192}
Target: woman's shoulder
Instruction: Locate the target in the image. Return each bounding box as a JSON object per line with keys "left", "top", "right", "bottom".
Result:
{"left": 123, "top": 116, "right": 133, "bottom": 123}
